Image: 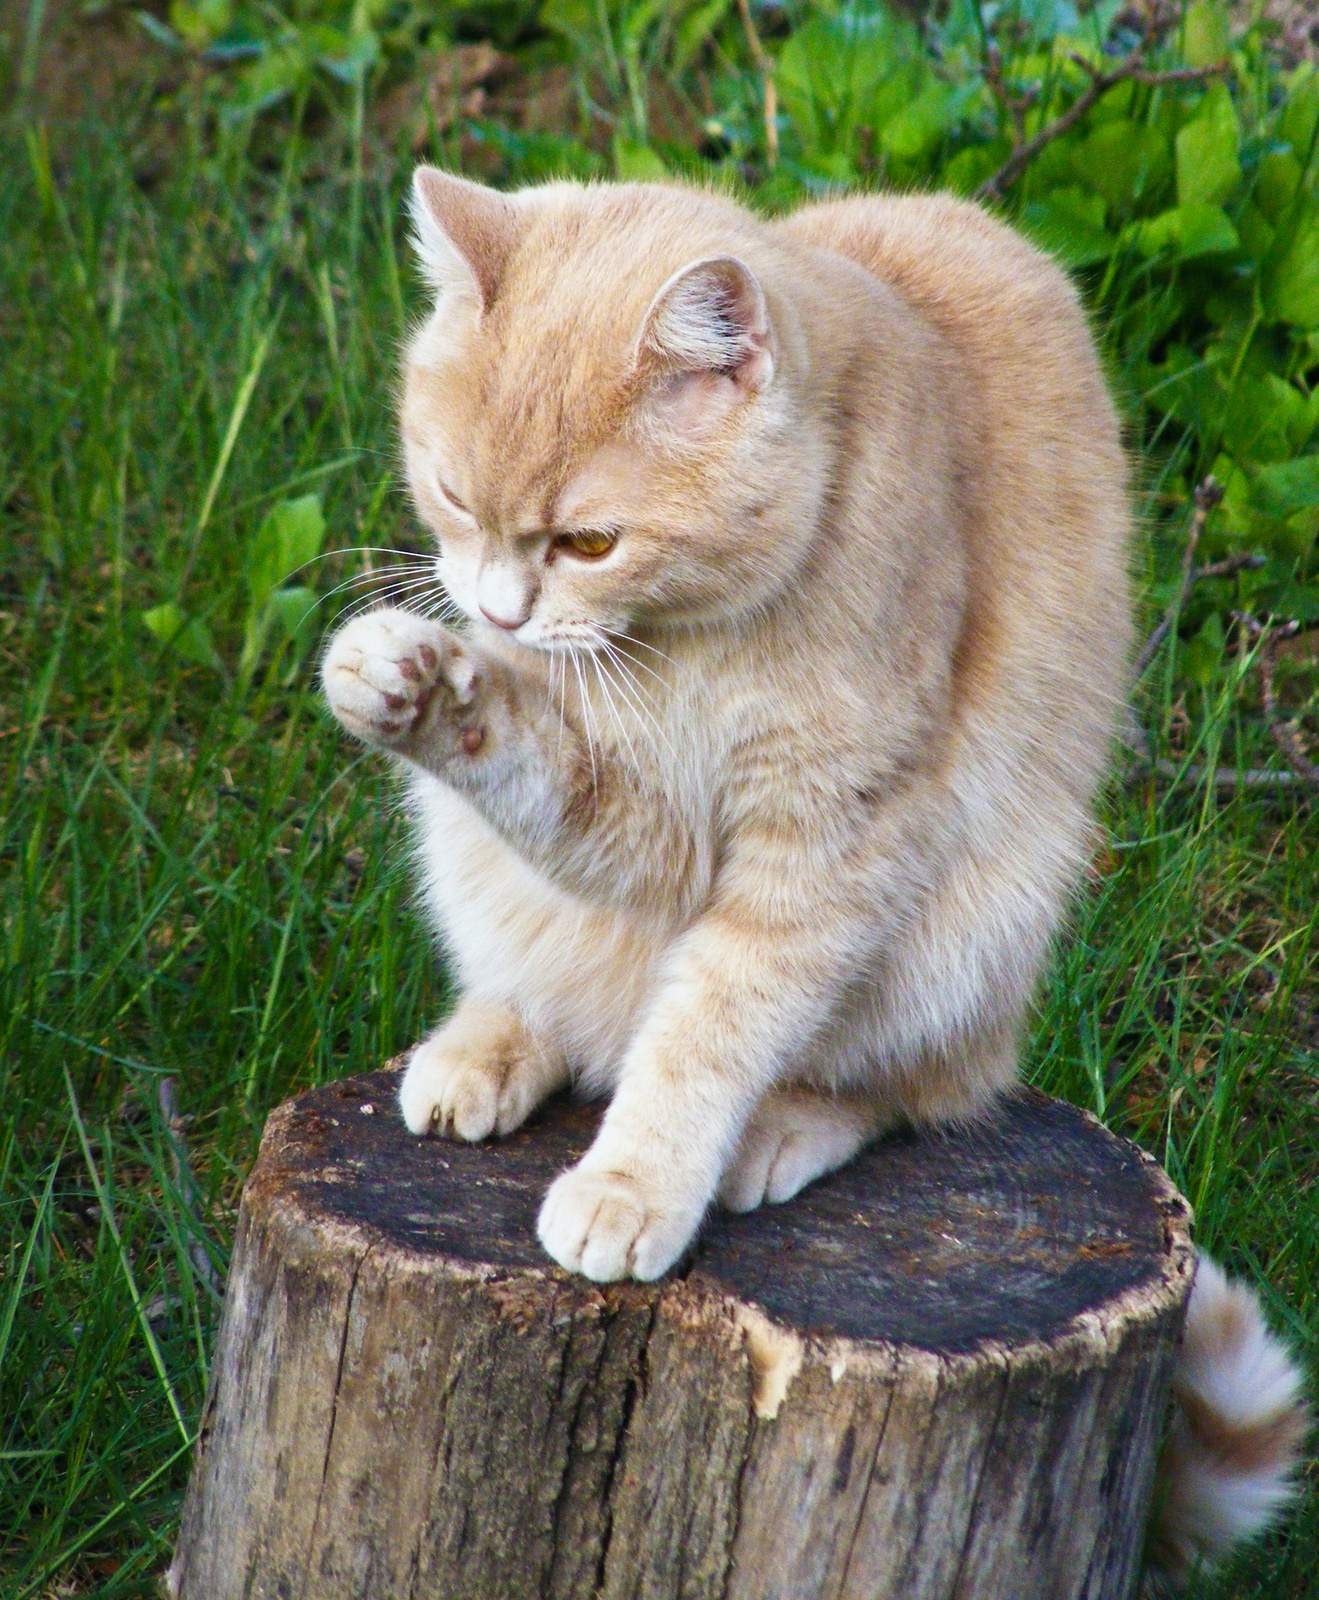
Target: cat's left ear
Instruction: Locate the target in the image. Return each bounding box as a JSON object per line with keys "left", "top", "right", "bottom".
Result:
{"left": 409, "top": 166, "right": 521, "bottom": 314}
{"left": 637, "top": 256, "right": 775, "bottom": 400}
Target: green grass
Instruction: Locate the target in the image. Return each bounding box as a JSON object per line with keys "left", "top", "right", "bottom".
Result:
{"left": 1, "top": 71, "right": 1317, "bottom": 1600}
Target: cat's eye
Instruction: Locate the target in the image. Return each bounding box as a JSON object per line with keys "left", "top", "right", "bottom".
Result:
{"left": 555, "top": 528, "right": 619, "bottom": 560}
{"left": 435, "top": 477, "right": 471, "bottom": 516}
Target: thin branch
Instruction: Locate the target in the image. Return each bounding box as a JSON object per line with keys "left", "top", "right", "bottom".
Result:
{"left": 158, "top": 1076, "right": 221, "bottom": 1294}
{"left": 1243, "top": 618, "right": 1319, "bottom": 793}
{"left": 1132, "top": 476, "right": 1225, "bottom": 679}
{"left": 981, "top": 43, "right": 1038, "bottom": 152}
{"left": 974, "top": 51, "right": 1227, "bottom": 202}
{"left": 1121, "top": 713, "right": 1302, "bottom": 789}
{"left": 735, "top": 0, "right": 778, "bottom": 169}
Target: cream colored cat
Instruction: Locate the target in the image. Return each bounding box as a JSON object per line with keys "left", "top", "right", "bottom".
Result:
{"left": 322, "top": 169, "right": 1305, "bottom": 1571}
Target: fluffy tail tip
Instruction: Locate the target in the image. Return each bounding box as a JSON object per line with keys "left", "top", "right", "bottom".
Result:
{"left": 1152, "top": 1252, "right": 1309, "bottom": 1584}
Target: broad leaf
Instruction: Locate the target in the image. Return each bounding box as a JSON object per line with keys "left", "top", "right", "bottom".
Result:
{"left": 1182, "top": 0, "right": 1229, "bottom": 69}
{"left": 246, "top": 494, "right": 326, "bottom": 613}
{"left": 141, "top": 604, "right": 222, "bottom": 671}
{"left": 1137, "top": 202, "right": 1239, "bottom": 260}
{"left": 1073, "top": 119, "right": 1171, "bottom": 211}
{"left": 1251, "top": 456, "right": 1319, "bottom": 517}
{"left": 1022, "top": 187, "right": 1114, "bottom": 267}
{"left": 1176, "top": 85, "right": 1240, "bottom": 208}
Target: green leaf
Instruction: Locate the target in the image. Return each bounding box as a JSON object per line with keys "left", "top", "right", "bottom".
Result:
{"left": 539, "top": 0, "right": 595, "bottom": 47}
{"left": 880, "top": 80, "right": 955, "bottom": 162}
{"left": 265, "top": 586, "right": 319, "bottom": 648}
{"left": 1263, "top": 207, "right": 1319, "bottom": 327}
{"left": 1224, "top": 374, "right": 1305, "bottom": 464}
{"left": 673, "top": 0, "right": 731, "bottom": 75}
{"left": 1251, "top": 456, "right": 1319, "bottom": 517}
{"left": 1176, "top": 85, "right": 1240, "bottom": 208}
{"left": 168, "top": 0, "right": 232, "bottom": 48}
{"left": 776, "top": 9, "right": 921, "bottom": 159}
{"left": 941, "top": 145, "right": 1000, "bottom": 196}
{"left": 1182, "top": 0, "right": 1229, "bottom": 69}
{"left": 1022, "top": 186, "right": 1115, "bottom": 267}
{"left": 1137, "top": 202, "right": 1239, "bottom": 260}
{"left": 231, "top": 46, "right": 309, "bottom": 117}
{"left": 612, "top": 140, "right": 667, "bottom": 180}
{"left": 1181, "top": 615, "right": 1225, "bottom": 685}
{"left": 246, "top": 494, "right": 325, "bottom": 612}
{"left": 1073, "top": 120, "right": 1171, "bottom": 211}
{"left": 1280, "top": 64, "right": 1319, "bottom": 158}
{"left": 1237, "top": 202, "right": 1275, "bottom": 263}
{"left": 305, "top": 24, "right": 380, "bottom": 83}
{"left": 1255, "top": 576, "right": 1319, "bottom": 621}
{"left": 141, "top": 604, "right": 222, "bottom": 671}
{"left": 1255, "top": 150, "right": 1302, "bottom": 223}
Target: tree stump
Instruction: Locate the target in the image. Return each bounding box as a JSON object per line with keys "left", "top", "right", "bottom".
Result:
{"left": 169, "top": 1069, "right": 1194, "bottom": 1600}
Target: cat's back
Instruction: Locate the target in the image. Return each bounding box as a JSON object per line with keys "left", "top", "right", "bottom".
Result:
{"left": 778, "top": 191, "right": 1130, "bottom": 753}
{"left": 778, "top": 191, "right": 1113, "bottom": 444}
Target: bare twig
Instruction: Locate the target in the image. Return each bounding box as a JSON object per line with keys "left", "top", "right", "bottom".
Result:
{"left": 158, "top": 1077, "right": 221, "bottom": 1294}
{"left": 1132, "top": 476, "right": 1225, "bottom": 678}
{"left": 735, "top": 0, "right": 778, "bottom": 170}
{"left": 1121, "top": 714, "right": 1302, "bottom": 789}
{"left": 982, "top": 43, "right": 1039, "bottom": 152}
{"left": 974, "top": 50, "right": 1227, "bottom": 202}
{"left": 1242, "top": 617, "right": 1319, "bottom": 792}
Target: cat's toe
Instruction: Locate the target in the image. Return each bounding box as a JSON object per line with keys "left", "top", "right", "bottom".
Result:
{"left": 537, "top": 1167, "right": 693, "bottom": 1282}
{"left": 720, "top": 1095, "right": 875, "bottom": 1211}
{"left": 718, "top": 1133, "right": 776, "bottom": 1213}
{"left": 763, "top": 1136, "right": 827, "bottom": 1205}
{"left": 398, "top": 1045, "right": 498, "bottom": 1140}
{"left": 321, "top": 607, "right": 457, "bottom": 748}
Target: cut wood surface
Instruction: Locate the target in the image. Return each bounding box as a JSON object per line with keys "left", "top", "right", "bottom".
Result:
{"left": 169, "top": 1068, "right": 1195, "bottom": 1600}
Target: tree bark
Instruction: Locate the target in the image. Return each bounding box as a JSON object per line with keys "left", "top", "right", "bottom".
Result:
{"left": 169, "top": 1070, "right": 1194, "bottom": 1600}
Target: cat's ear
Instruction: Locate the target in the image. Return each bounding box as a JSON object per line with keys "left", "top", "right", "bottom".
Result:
{"left": 637, "top": 256, "right": 775, "bottom": 398}
{"left": 409, "top": 167, "right": 520, "bottom": 313}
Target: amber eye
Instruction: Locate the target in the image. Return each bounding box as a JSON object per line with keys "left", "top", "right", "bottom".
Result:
{"left": 556, "top": 528, "right": 619, "bottom": 559}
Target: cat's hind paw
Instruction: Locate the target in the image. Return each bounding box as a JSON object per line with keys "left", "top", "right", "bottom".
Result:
{"left": 537, "top": 1165, "right": 698, "bottom": 1282}
{"left": 718, "top": 1090, "right": 878, "bottom": 1213}
{"left": 321, "top": 606, "right": 476, "bottom": 754}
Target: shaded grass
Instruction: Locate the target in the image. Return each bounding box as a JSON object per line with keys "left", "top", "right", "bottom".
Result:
{"left": 1, "top": 101, "right": 1315, "bottom": 1599}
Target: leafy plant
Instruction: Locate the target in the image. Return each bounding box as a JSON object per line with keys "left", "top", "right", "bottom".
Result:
{"left": 139, "top": 493, "right": 326, "bottom": 686}
{"left": 237, "top": 493, "right": 326, "bottom": 684}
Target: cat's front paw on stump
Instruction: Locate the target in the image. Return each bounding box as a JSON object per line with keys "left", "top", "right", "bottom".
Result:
{"left": 321, "top": 607, "right": 477, "bottom": 753}
{"left": 537, "top": 1164, "right": 698, "bottom": 1282}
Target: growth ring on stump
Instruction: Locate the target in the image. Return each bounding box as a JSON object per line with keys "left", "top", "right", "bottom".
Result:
{"left": 170, "top": 1069, "right": 1194, "bottom": 1600}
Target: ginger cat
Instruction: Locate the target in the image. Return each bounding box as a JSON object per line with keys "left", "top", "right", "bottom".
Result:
{"left": 323, "top": 171, "right": 1308, "bottom": 1572}
{"left": 325, "top": 169, "right": 1130, "bottom": 1281}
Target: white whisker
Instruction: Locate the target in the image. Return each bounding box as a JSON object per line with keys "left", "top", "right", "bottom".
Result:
{"left": 568, "top": 650, "right": 598, "bottom": 793}
{"left": 591, "top": 651, "right": 644, "bottom": 786}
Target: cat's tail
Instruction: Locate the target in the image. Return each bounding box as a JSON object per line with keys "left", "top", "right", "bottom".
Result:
{"left": 1151, "top": 1253, "right": 1309, "bottom": 1584}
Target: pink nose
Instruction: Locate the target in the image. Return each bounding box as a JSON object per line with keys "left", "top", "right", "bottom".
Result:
{"left": 479, "top": 605, "right": 524, "bottom": 631}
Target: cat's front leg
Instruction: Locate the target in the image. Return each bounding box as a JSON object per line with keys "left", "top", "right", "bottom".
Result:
{"left": 536, "top": 866, "right": 892, "bottom": 1280}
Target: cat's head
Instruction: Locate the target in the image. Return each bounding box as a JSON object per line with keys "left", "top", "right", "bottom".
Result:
{"left": 399, "top": 168, "right": 824, "bottom": 655}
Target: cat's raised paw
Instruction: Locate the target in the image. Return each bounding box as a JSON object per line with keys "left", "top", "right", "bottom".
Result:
{"left": 537, "top": 1165, "right": 696, "bottom": 1282}
{"left": 321, "top": 607, "right": 476, "bottom": 753}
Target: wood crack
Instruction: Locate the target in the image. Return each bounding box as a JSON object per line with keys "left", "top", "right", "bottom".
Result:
{"left": 295, "top": 1242, "right": 371, "bottom": 1600}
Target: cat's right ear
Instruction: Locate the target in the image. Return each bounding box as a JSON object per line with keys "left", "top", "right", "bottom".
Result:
{"left": 409, "top": 167, "right": 520, "bottom": 315}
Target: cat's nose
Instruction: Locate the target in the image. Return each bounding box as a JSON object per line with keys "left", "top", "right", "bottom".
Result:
{"left": 479, "top": 605, "right": 525, "bottom": 631}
